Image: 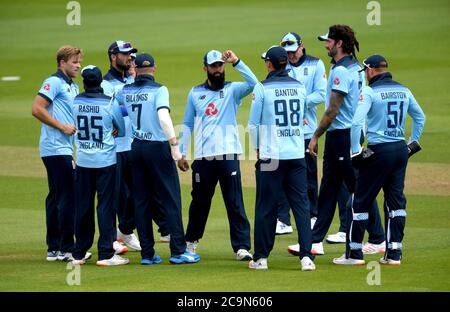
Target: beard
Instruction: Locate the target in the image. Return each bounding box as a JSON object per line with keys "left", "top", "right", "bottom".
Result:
{"left": 327, "top": 46, "right": 337, "bottom": 58}
{"left": 207, "top": 71, "right": 225, "bottom": 90}
{"left": 116, "top": 58, "right": 131, "bottom": 72}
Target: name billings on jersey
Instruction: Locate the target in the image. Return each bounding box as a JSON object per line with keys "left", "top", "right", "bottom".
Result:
{"left": 274, "top": 89, "right": 298, "bottom": 97}
{"left": 277, "top": 128, "right": 301, "bottom": 137}
{"left": 126, "top": 93, "right": 148, "bottom": 102}
{"left": 380, "top": 91, "right": 406, "bottom": 100}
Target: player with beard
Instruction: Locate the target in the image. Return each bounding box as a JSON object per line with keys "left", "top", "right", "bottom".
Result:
{"left": 178, "top": 50, "right": 258, "bottom": 261}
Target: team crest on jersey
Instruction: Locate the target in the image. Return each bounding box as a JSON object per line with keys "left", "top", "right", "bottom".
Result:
{"left": 199, "top": 95, "right": 206, "bottom": 100}
{"left": 43, "top": 83, "right": 51, "bottom": 91}
{"left": 219, "top": 90, "right": 224, "bottom": 99}
{"left": 333, "top": 77, "right": 340, "bottom": 86}
{"left": 205, "top": 103, "right": 218, "bottom": 116}
{"left": 304, "top": 68, "right": 308, "bottom": 76}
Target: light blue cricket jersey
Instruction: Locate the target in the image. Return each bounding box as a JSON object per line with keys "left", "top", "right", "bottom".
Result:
{"left": 101, "top": 66, "right": 134, "bottom": 153}
{"left": 286, "top": 54, "right": 326, "bottom": 139}
{"left": 179, "top": 60, "right": 258, "bottom": 159}
{"left": 37, "top": 70, "right": 79, "bottom": 157}
{"left": 326, "top": 55, "right": 365, "bottom": 131}
{"left": 113, "top": 75, "right": 169, "bottom": 142}
{"left": 351, "top": 72, "right": 426, "bottom": 153}
{"left": 72, "top": 90, "right": 125, "bottom": 168}
{"left": 248, "top": 70, "right": 307, "bottom": 160}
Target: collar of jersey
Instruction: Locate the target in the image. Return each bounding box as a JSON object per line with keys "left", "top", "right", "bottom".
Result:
{"left": 108, "top": 65, "right": 129, "bottom": 83}
{"left": 289, "top": 51, "right": 307, "bottom": 68}
{"left": 331, "top": 55, "right": 353, "bottom": 67}
{"left": 369, "top": 72, "right": 392, "bottom": 86}
{"left": 135, "top": 74, "right": 155, "bottom": 83}
{"left": 53, "top": 69, "right": 73, "bottom": 85}
{"left": 266, "top": 69, "right": 289, "bottom": 79}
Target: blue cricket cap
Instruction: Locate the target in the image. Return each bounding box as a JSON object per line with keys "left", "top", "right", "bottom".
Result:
{"left": 359, "top": 54, "right": 388, "bottom": 72}
{"left": 280, "top": 32, "right": 302, "bottom": 52}
{"left": 81, "top": 65, "right": 102, "bottom": 86}
{"left": 203, "top": 50, "right": 225, "bottom": 65}
{"left": 261, "top": 46, "right": 288, "bottom": 68}
{"left": 108, "top": 40, "right": 137, "bottom": 55}
{"left": 135, "top": 53, "right": 155, "bottom": 68}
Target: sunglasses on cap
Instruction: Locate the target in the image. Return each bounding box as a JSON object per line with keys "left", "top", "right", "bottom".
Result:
{"left": 280, "top": 40, "right": 301, "bottom": 47}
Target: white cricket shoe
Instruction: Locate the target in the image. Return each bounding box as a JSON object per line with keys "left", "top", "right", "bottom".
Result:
{"left": 301, "top": 257, "right": 316, "bottom": 271}
{"left": 275, "top": 219, "right": 293, "bottom": 235}
{"left": 362, "top": 241, "right": 386, "bottom": 254}
{"left": 287, "top": 243, "right": 300, "bottom": 256}
{"left": 96, "top": 255, "right": 129, "bottom": 266}
{"left": 380, "top": 257, "right": 401, "bottom": 266}
{"left": 326, "top": 231, "right": 346, "bottom": 244}
{"left": 310, "top": 217, "right": 317, "bottom": 230}
{"left": 236, "top": 249, "right": 253, "bottom": 261}
{"left": 287, "top": 242, "right": 324, "bottom": 256}
{"left": 117, "top": 229, "right": 141, "bottom": 251}
{"left": 248, "top": 258, "right": 268, "bottom": 270}
{"left": 113, "top": 241, "right": 128, "bottom": 255}
{"left": 312, "top": 242, "right": 324, "bottom": 255}
{"left": 70, "top": 252, "right": 92, "bottom": 264}
{"left": 46, "top": 251, "right": 59, "bottom": 261}
{"left": 160, "top": 234, "right": 170, "bottom": 243}
{"left": 186, "top": 241, "right": 198, "bottom": 254}
{"left": 333, "top": 254, "right": 365, "bottom": 265}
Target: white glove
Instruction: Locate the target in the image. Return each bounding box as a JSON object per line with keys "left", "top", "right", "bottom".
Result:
{"left": 170, "top": 143, "right": 182, "bottom": 161}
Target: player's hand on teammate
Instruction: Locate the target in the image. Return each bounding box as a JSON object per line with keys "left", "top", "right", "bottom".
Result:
{"left": 112, "top": 128, "right": 118, "bottom": 137}
{"left": 222, "top": 50, "right": 239, "bottom": 65}
{"left": 60, "top": 124, "right": 77, "bottom": 136}
{"left": 177, "top": 158, "right": 190, "bottom": 172}
{"left": 303, "top": 118, "right": 309, "bottom": 126}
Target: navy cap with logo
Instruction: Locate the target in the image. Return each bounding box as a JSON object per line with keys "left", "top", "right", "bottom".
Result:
{"left": 108, "top": 40, "right": 138, "bottom": 55}
{"left": 81, "top": 65, "right": 102, "bottom": 86}
{"left": 359, "top": 54, "right": 388, "bottom": 72}
{"left": 135, "top": 53, "right": 155, "bottom": 68}
{"left": 261, "top": 46, "right": 288, "bottom": 68}
{"left": 280, "top": 32, "right": 302, "bottom": 52}
{"left": 203, "top": 50, "right": 225, "bottom": 66}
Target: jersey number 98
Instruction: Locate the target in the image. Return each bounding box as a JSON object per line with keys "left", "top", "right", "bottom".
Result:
{"left": 274, "top": 99, "right": 301, "bottom": 127}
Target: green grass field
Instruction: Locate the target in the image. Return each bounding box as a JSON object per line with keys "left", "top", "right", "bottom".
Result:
{"left": 0, "top": 0, "right": 449, "bottom": 292}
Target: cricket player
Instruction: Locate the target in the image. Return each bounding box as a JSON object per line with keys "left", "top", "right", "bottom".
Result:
{"left": 71, "top": 65, "right": 128, "bottom": 266}
{"left": 248, "top": 46, "right": 315, "bottom": 271}
{"left": 101, "top": 40, "right": 140, "bottom": 253}
{"left": 31, "top": 45, "right": 82, "bottom": 262}
{"left": 306, "top": 25, "right": 365, "bottom": 256}
{"left": 275, "top": 31, "right": 326, "bottom": 235}
{"left": 177, "top": 50, "right": 257, "bottom": 261}
{"left": 114, "top": 53, "right": 200, "bottom": 265}
{"left": 333, "top": 55, "right": 425, "bottom": 265}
